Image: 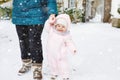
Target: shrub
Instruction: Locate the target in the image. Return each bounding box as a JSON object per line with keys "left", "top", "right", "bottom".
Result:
{"left": 62, "top": 8, "right": 85, "bottom": 23}
{"left": 0, "top": 7, "right": 12, "bottom": 20}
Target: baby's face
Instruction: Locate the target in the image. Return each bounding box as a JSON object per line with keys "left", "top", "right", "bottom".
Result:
{"left": 55, "top": 24, "right": 67, "bottom": 32}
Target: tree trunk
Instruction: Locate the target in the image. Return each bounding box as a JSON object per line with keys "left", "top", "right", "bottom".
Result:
{"left": 103, "top": 0, "right": 112, "bottom": 22}
{"left": 75, "top": 0, "right": 78, "bottom": 8}
{"left": 68, "top": 0, "right": 70, "bottom": 8}
{"left": 85, "top": 0, "right": 92, "bottom": 22}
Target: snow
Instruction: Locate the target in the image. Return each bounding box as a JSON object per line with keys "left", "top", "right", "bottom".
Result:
{"left": 0, "top": 20, "right": 120, "bottom": 80}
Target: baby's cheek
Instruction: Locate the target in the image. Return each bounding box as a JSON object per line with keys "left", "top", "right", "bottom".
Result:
{"left": 63, "top": 28, "right": 67, "bottom": 32}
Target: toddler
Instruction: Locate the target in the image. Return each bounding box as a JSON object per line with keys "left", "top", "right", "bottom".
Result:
{"left": 44, "top": 14, "right": 77, "bottom": 80}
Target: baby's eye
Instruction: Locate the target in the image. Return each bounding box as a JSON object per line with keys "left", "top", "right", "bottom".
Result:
{"left": 58, "top": 25, "right": 61, "bottom": 27}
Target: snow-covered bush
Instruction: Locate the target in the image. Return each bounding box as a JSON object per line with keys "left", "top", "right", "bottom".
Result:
{"left": 0, "top": 7, "right": 12, "bottom": 20}
{"left": 62, "top": 8, "right": 85, "bottom": 23}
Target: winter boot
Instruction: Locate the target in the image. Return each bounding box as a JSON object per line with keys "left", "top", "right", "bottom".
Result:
{"left": 18, "top": 59, "right": 32, "bottom": 75}
{"left": 33, "top": 63, "right": 42, "bottom": 80}
{"left": 51, "top": 75, "right": 58, "bottom": 80}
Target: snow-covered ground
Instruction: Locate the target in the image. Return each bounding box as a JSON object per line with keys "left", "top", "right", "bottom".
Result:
{"left": 0, "top": 20, "right": 120, "bottom": 80}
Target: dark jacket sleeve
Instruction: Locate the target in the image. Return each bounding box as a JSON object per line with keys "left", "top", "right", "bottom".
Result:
{"left": 47, "top": 0, "right": 58, "bottom": 16}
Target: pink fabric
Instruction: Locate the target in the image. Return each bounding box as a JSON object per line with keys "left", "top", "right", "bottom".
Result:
{"left": 55, "top": 14, "right": 71, "bottom": 31}
{"left": 44, "top": 14, "right": 76, "bottom": 78}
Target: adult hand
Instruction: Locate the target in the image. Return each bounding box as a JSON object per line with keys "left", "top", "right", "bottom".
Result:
{"left": 73, "top": 50, "right": 77, "bottom": 55}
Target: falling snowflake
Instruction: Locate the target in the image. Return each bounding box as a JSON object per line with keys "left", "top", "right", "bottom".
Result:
{"left": 38, "top": 10, "right": 40, "bottom": 11}
{"left": 19, "top": 40, "right": 23, "bottom": 42}
{"left": 37, "top": 42, "right": 40, "bottom": 44}
{"left": 19, "top": 3, "right": 22, "bottom": 5}
{"left": 29, "top": 40, "right": 32, "bottom": 42}
{"left": 30, "top": 29, "right": 32, "bottom": 31}
{"left": 23, "top": 21, "right": 26, "bottom": 23}
{"left": 35, "top": 0, "right": 37, "bottom": 2}
{"left": 28, "top": 53, "right": 31, "bottom": 56}
{"left": 23, "top": 33, "right": 26, "bottom": 36}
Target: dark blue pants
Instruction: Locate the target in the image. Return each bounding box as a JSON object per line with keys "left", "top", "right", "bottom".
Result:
{"left": 16, "top": 25, "right": 43, "bottom": 63}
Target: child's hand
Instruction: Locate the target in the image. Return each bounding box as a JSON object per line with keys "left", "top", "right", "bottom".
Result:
{"left": 73, "top": 50, "right": 77, "bottom": 54}
{"left": 49, "top": 14, "right": 56, "bottom": 26}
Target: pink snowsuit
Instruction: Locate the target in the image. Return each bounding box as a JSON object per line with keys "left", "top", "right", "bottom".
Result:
{"left": 44, "top": 14, "right": 76, "bottom": 78}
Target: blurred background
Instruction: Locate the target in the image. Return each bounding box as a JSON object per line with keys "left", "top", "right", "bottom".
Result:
{"left": 0, "top": 0, "right": 120, "bottom": 25}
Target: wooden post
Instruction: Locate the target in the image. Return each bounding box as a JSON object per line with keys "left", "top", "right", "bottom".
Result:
{"left": 82, "top": 0, "right": 86, "bottom": 22}
{"left": 75, "top": 0, "right": 78, "bottom": 8}
{"left": 68, "top": 0, "right": 70, "bottom": 8}
{"left": 103, "top": 0, "right": 112, "bottom": 22}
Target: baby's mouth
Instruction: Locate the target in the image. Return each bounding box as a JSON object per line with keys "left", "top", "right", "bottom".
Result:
{"left": 58, "top": 29, "right": 63, "bottom": 32}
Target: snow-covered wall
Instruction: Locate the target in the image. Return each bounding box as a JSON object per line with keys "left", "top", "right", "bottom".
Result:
{"left": 63, "top": 0, "right": 83, "bottom": 9}
{"left": 111, "top": 0, "right": 120, "bottom": 18}
{"left": 77, "top": 0, "right": 83, "bottom": 9}
{"left": 64, "top": 0, "right": 68, "bottom": 8}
